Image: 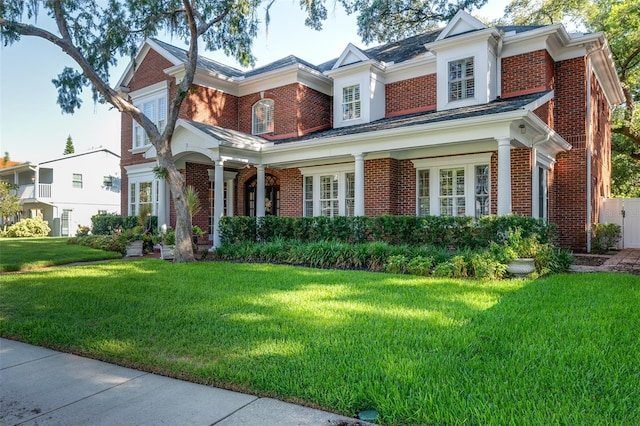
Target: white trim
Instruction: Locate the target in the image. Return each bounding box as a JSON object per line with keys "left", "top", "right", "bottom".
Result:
{"left": 129, "top": 81, "right": 169, "bottom": 100}
{"left": 411, "top": 153, "right": 492, "bottom": 169}
{"left": 299, "top": 163, "right": 354, "bottom": 175}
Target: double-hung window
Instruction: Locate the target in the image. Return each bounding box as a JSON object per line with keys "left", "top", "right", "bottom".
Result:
{"left": 72, "top": 173, "right": 83, "bottom": 189}
{"left": 252, "top": 99, "right": 274, "bottom": 135}
{"left": 414, "top": 154, "right": 491, "bottom": 218}
{"left": 448, "top": 57, "right": 474, "bottom": 102}
{"left": 127, "top": 169, "right": 159, "bottom": 217}
{"left": 342, "top": 85, "right": 361, "bottom": 121}
{"left": 130, "top": 82, "right": 168, "bottom": 150}
{"left": 302, "top": 165, "right": 355, "bottom": 217}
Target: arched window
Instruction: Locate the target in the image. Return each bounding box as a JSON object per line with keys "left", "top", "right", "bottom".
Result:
{"left": 252, "top": 99, "right": 274, "bottom": 135}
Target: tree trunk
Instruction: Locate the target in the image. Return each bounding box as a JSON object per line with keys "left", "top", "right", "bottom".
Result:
{"left": 157, "top": 140, "right": 195, "bottom": 262}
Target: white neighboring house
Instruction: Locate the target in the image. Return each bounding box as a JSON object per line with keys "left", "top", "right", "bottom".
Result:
{"left": 0, "top": 148, "right": 121, "bottom": 236}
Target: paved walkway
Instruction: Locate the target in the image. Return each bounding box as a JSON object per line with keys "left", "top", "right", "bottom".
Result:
{"left": 0, "top": 339, "right": 370, "bottom": 426}
{"left": 570, "top": 248, "right": 640, "bottom": 274}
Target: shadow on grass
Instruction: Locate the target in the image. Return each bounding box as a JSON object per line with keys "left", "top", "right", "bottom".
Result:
{"left": 2, "top": 261, "right": 638, "bottom": 424}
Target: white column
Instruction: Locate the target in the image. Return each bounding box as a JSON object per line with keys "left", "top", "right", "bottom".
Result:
{"left": 531, "top": 147, "right": 539, "bottom": 218}
{"left": 212, "top": 159, "right": 225, "bottom": 248}
{"left": 33, "top": 167, "right": 39, "bottom": 198}
{"left": 226, "top": 179, "right": 234, "bottom": 216}
{"left": 354, "top": 153, "right": 365, "bottom": 216}
{"left": 157, "top": 178, "right": 168, "bottom": 230}
{"left": 256, "top": 165, "right": 266, "bottom": 217}
{"left": 497, "top": 137, "right": 512, "bottom": 215}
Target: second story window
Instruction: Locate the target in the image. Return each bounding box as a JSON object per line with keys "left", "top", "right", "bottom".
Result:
{"left": 342, "top": 85, "right": 361, "bottom": 120}
{"left": 252, "top": 99, "right": 274, "bottom": 135}
{"left": 133, "top": 96, "right": 167, "bottom": 148}
{"left": 448, "top": 57, "right": 474, "bottom": 102}
{"left": 72, "top": 173, "right": 83, "bottom": 189}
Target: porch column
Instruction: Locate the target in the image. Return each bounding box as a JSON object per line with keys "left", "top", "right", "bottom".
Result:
{"left": 212, "top": 159, "right": 225, "bottom": 248}
{"left": 33, "top": 167, "right": 39, "bottom": 198}
{"left": 157, "top": 178, "right": 168, "bottom": 230}
{"left": 354, "top": 153, "right": 365, "bottom": 216}
{"left": 497, "top": 137, "right": 512, "bottom": 215}
{"left": 256, "top": 165, "right": 266, "bottom": 217}
{"left": 226, "top": 178, "right": 234, "bottom": 216}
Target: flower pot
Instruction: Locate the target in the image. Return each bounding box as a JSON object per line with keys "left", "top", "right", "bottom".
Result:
{"left": 125, "top": 240, "right": 144, "bottom": 257}
{"left": 507, "top": 258, "right": 535, "bottom": 278}
{"left": 160, "top": 244, "right": 175, "bottom": 260}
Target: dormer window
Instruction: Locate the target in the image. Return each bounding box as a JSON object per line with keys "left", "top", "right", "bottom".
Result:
{"left": 252, "top": 99, "right": 274, "bottom": 135}
{"left": 342, "top": 85, "right": 361, "bottom": 120}
{"left": 448, "top": 57, "right": 475, "bottom": 102}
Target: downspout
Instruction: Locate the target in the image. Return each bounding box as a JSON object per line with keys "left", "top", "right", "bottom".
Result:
{"left": 585, "top": 43, "right": 604, "bottom": 253}
{"left": 496, "top": 31, "right": 504, "bottom": 99}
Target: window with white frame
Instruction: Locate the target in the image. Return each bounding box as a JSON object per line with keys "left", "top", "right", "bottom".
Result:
{"left": 414, "top": 154, "right": 491, "bottom": 218}
{"left": 342, "top": 85, "right": 361, "bottom": 120}
{"left": 302, "top": 166, "right": 355, "bottom": 217}
{"left": 129, "top": 179, "right": 159, "bottom": 217}
{"left": 72, "top": 173, "right": 83, "bottom": 189}
{"left": 448, "top": 57, "right": 474, "bottom": 102}
{"left": 418, "top": 170, "right": 430, "bottom": 216}
{"left": 130, "top": 82, "right": 168, "bottom": 150}
{"left": 537, "top": 166, "right": 549, "bottom": 220}
{"left": 252, "top": 99, "right": 274, "bottom": 135}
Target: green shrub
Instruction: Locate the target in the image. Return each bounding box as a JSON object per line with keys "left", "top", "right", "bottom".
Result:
{"left": 470, "top": 252, "right": 506, "bottom": 280}
{"left": 6, "top": 217, "right": 51, "bottom": 237}
{"left": 68, "top": 235, "right": 126, "bottom": 254}
{"left": 386, "top": 255, "right": 409, "bottom": 274}
{"left": 591, "top": 223, "right": 622, "bottom": 254}
{"left": 432, "top": 261, "right": 454, "bottom": 278}
{"left": 406, "top": 256, "right": 434, "bottom": 276}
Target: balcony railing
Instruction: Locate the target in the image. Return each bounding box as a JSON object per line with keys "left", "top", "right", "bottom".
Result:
{"left": 17, "top": 184, "right": 52, "bottom": 200}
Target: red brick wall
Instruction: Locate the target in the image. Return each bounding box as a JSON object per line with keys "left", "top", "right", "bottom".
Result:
{"left": 364, "top": 158, "right": 397, "bottom": 216}
{"left": 396, "top": 160, "right": 416, "bottom": 215}
{"left": 179, "top": 85, "right": 239, "bottom": 130}
{"left": 502, "top": 50, "right": 554, "bottom": 98}
{"left": 533, "top": 100, "right": 554, "bottom": 128}
{"left": 589, "top": 70, "right": 612, "bottom": 228}
{"left": 553, "top": 57, "right": 588, "bottom": 250}
{"left": 238, "top": 84, "right": 331, "bottom": 138}
{"left": 386, "top": 74, "right": 437, "bottom": 117}
{"left": 511, "top": 148, "right": 533, "bottom": 216}
{"left": 185, "top": 162, "right": 212, "bottom": 243}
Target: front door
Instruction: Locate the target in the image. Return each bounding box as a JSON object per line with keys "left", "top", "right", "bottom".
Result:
{"left": 245, "top": 174, "right": 280, "bottom": 216}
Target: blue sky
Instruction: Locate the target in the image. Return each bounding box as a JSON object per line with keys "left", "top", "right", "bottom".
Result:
{"left": 0, "top": 0, "right": 508, "bottom": 164}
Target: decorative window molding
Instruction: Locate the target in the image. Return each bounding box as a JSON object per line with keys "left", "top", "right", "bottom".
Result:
{"left": 413, "top": 153, "right": 491, "bottom": 217}
{"left": 125, "top": 167, "right": 159, "bottom": 217}
{"left": 342, "top": 84, "right": 361, "bottom": 121}
{"left": 448, "top": 57, "right": 475, "bottom": 102}
{"left": 301, "top": 164, "right": 355, "bottom": 217}
{"left": 252, "top": 99, "right": 274, "bottom": 135}
{"left": 130, "top": 81, "right": 168, "bottom": 151}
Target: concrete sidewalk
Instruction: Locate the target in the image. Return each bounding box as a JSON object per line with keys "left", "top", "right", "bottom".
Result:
{"left": 0, "top": 339, "right": 370, "bottom": 426}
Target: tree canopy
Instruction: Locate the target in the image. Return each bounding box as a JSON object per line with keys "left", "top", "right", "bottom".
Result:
{"left": 0, "top": 0, "right": 488, "bottom": 261}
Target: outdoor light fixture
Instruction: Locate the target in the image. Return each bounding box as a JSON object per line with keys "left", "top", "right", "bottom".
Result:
{"left": 31, "top": 174, "right": 35, "bottom": 183}
{"left": 519, "top": 124, "right": 526, "bottom": 134}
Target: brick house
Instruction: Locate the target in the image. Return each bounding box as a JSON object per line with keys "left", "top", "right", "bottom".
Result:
{"left": 117, "top": 10, "right": 623, "bottom": 252}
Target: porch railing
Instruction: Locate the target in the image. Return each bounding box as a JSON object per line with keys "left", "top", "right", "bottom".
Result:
{"left": 17, "top": 184, "right": 52, "bottom": 199}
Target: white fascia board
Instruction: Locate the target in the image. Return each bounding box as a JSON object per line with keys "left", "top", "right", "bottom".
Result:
{"left": 385, "top": 54, "right": 436, "bottom": 84}
{"left": 124, "top": 162, "right": 156, "bottom": 176}
{"left": 333, "top": 43, "right": 371, "bottom": 69}
{"left": 425, "top": 28, "right": 499, "bottom": 52}
{"left": 129, "top": 80, "right": 169, "bottom": 100}
{"left": 501, "top": 25, "right": 581, "bottom": 61}
{"left": 261, "top": 112, "right": 525, "bottom": 166}
{"left": 523, "top": 90, "right": 555, "bottom": 111}
{"left": 324, "top": 60, "right": 385, "bottom": 79}
{"left": 585, "top": 38, "right": 625, "bottom": 105}
{"left": 238, "top": 65, "right": 332, "bottom": 97}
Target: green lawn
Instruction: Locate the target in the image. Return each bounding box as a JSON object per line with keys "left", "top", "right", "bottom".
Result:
{"left": 1, "top": 258, "right": 638, "bottom": 425}
{"left": 0, "top": 238, "right": 122, "bottom": 272}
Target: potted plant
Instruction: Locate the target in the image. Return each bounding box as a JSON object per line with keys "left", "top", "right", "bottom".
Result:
{"left": 159, "top": 229, "right": 175, "bottom": 260}
{"left": 192, "top": 225, "right": 204, "bottom": 245}
{"left": 123, "top": 226, "right": 145, "bottom": 257}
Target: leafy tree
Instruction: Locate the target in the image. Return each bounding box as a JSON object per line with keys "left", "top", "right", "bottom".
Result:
{"left": 0, "top": 181, "right": 21, "bottom": 229}
{"left": 499, "top": 0, "right": 639, "bottom": 146}
{"left": 0, "top": 0, "right": 487, "bottom": 261}
{"left": 0, "top": 0, "right": 267, "bottom": 261}
{"left": 63, "top": 135, "right": 75, "bottom": 155}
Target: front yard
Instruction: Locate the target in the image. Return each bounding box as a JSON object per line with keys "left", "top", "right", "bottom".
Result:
{"left": 1, "top": 250, "right": 638, "bottom": 425}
